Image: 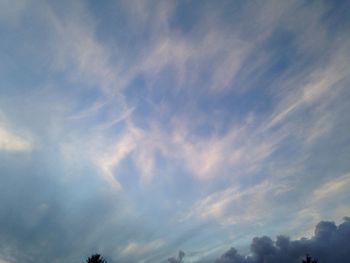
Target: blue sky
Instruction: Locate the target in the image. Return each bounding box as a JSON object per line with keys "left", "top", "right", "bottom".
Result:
{"left": 0, "top": 0, "right": 350, "bottom": 262}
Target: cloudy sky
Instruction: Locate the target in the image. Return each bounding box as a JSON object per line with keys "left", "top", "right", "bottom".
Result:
{"left": 0, "top": 0, "right": 350, "bottom": 262}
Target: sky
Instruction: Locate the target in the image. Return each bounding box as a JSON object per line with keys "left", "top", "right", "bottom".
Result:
{"left": 0, "top": 0, "right": 350, "bottom": 262}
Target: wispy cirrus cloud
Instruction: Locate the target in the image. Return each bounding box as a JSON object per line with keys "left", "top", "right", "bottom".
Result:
{"left": 0, "top": 112, "right": 32, "bottom": 152}
{"left": 1, "top": 0, "right": 350, "bottom": 263}
{"left": 182, "top": 180, "right": 293, "bottom": 226}
{"left": 119, "top": 239, "right": 164, "bottom": 258}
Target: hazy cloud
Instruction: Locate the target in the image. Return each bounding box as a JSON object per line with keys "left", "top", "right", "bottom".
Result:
{"left": 0, "top": 126, "right": 31, "bottom": 152}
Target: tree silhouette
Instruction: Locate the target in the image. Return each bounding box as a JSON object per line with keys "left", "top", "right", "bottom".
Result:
{"left": 86, "top": 254, "right": 106, "bottom": 263}
{"left": 302, "top": 254, "right": 318, "bottom": 263}
{"left": 168, "top": 250, "right": 185, "bottom": 263}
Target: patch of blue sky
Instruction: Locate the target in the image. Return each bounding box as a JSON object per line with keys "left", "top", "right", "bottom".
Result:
{"left": 321, "top": 0, "right": 350, "bottom": 30}
{"left": 168, "top": 0, "right": 205, "bottom": 35}
{"left": 86, "top": 1, "right": 157, "bottom": 65}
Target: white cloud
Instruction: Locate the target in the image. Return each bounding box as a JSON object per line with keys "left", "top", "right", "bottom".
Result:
{"left": 37, "top": 1, "right": 133, "bottom": 97}
{"left": 312, "top": 173, "right": 350, "bottom": 203}
{"left": 47, "top": 0, "right": 347, "bottom": 188}
{"left": 166, "top": 116, "right": 287, "bottom": 180}
{"left": 0, "top": 126, "right": 32, "bottom": 152}
{"left": 183, "top": 180, "right": 292, "bottom": 225}
{"left": 264, "top": 68, "right": 341, "bottom": 132}
{"left": 94, "top": 131, "right": 137, "bottom": 190}
{"left": 65, "top": 100, "right": 108, "bottom": 121}
{"left": 287, "top": 173, "right": 350, "bottom": 238}
{"left": 264, "top": 34, "right": 350, "bottom": 133}
{"left": 137, "top": 30, "right": 249, "bottom": 91}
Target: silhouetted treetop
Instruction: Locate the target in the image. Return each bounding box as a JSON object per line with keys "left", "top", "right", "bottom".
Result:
{"left": 86, "top": 254, "right": 106, "bottom": 263}
{"left": 302, "top": 254, "right": 318, "bottom": 263}
{"left": 168, "top": 250, "right": 185, "bottom": 263}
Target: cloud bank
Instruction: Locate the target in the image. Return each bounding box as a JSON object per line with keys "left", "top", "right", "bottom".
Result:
{"left": 215, "top": 218, "right": 350, "bottom": 263}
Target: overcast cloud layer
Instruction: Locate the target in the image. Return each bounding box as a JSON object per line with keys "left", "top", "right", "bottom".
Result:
{"left": 0, "top": 0, "right": 350, "bottom": 262}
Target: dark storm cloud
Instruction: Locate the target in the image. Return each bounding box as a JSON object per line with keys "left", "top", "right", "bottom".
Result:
{"left": 215, "top": 218, "right": 350, "bottom": 263}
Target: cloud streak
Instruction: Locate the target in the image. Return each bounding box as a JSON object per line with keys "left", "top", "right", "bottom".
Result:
{"left": 0, "top": 126, "right": 31, "bottom": 152}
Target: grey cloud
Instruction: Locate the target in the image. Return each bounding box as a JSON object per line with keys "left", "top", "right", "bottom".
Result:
{"left": 215, "top": 248, "right": 249, "bottom": 263}
{"left": 215, "top": 218, "right": 350, "bottom": 263}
